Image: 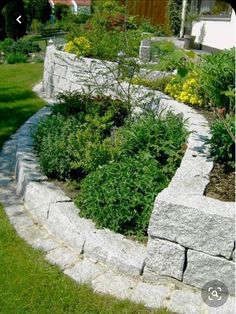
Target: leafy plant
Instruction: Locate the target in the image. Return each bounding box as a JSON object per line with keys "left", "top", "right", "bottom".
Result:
{"left": 199, "top": 48, "right": 235, "bottom": 113}
{"left": 0, "top": 38, "right": 14, "bottom": 53}
{"left": 209, "top": 115, "right": 235, "bottom": 169}
{"left": 76, "top": 156, "right": 167, "bottom": 237}
{"left": 76, "top": 111, "right": 187, "bottom": 237}
{"left": 167, "top": 0, "right": 182, "bottom": 36}
{"left": 5, "top": 52, "right": 27, "bottom": 64}
{"left": 132, "top": 75, "right": 173, "bottom": 93}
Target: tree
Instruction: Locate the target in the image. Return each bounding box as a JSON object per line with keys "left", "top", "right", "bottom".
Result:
{"left": 23, "top": 0, "right": 51, "bottom": 26}
{"left": 4, "top": 0, "right": 26, "bottom": 40}
{"left": 54, "top": 3, "right": 70, "bottom": 21}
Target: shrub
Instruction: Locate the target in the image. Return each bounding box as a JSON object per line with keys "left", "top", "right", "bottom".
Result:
{"left": 132, "top": 75, "right": 173, "bottom": 93}
{"left": 8, "top": 38, "right": 41, "bottom": 55}
{"left": 209, "top": 115, "right": 235, "bottom": 169}
{"left": 167, "top": 0, "right": 182, "bottom": 36}
{"left": 54, "top": 3, "right": 71, "bottom": 21}
{"left": 76, "top": 112, "right": 187, "bottom": 237}
{"left": 33, "top": 115, "right": 79, "bottom": 179}
{"left": 33, "top": 93, "right": 129, "bottom": 179}
{"left": 199, "top": 48, "right": 235, "bottom": 113}
{"left": 0, "top": 38, "right": 14, "bottom": 53}
{"left": 64, "top": 36, "right": 92, "bottom": 57}
{"left": 76, "top": 156, "right": 167, "bottom": 237}
{"left": 5, "top": 52, "right": 27, "bottom": 64}
{"left": 165, "top": 71, "right": 204, "bottom": 106}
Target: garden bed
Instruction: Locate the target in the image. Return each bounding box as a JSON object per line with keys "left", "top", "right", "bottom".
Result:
{"left": 33, "top": 92, "right": 188, "bottom": 239}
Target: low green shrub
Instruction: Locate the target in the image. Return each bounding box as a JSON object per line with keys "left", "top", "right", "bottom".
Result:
{"left": 33, "top": 115, "right": 79, "bottom": 179}
{"left": 132, "top": 75, "right": 173, "bottom": 93}
{"left": 0, "top": 37, "right": 14, "bottom": 53}
{"left": 199, "top": 48, "right": 235, "bottom": 113}
{"left": 33, "top": 93, "right": 129, "bottom": 179}
{"left": 76, "top": 156, "right": 167, "bottom": 237}
{"left": 34, "top": 91, "right": 187, "bottom": 237}
{"left": 5, "top": 53, "right": 27, "bottom": 64}
{"left": 209, "top": 115, "right": 235, "bottom": 169}
{"left": 76, "top": 112, "right": 187, "bottom": 237}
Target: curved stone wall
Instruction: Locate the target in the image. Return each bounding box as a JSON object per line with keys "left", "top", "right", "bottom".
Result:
{"left": 40, "top": 45, "right": 235, "bottom": 296}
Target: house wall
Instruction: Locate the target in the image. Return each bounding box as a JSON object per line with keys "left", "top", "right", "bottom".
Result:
{"left": 191, "top": 10, "right": 235, "bottom": 50}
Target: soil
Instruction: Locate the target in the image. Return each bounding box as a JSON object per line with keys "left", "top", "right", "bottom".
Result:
{"left": 189, "top": 106, "right": 235, "bottom": 202}
{"left": 205, "top": 163, "right": 235, "bottom": 202}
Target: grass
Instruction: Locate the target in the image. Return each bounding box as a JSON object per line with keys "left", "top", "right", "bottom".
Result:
{"left": 0, "top": 64, "right": 171, "bottom": 314}
{"left": 0, "top": 64, "right": 45, "bottom": 147}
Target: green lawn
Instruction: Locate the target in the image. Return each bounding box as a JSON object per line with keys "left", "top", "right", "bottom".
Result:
{"left": 0, "top": 64, "right": 171, "bottom": 314}
{"left": 0, "top": 64, "right": 45, "bottom": 147}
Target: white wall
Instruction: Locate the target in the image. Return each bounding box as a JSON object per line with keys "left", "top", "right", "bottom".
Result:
{"left": 191, "top": 10, "right": 235, "bottom": 50}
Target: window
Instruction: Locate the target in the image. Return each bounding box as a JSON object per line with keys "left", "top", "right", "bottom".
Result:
{"left": 199, "top": 0, "right": 232, "bottom": 17}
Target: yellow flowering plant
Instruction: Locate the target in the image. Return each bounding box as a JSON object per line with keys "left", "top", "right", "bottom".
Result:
{"left": 64, "top": 36, "right": 91, "bottom": 57}
{"left": 165, "top": 71, "right": 204, "bottom": 106}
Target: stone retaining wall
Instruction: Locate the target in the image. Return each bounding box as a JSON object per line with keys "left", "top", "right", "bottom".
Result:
{"left": 41, "top": 46, "right": 236, "bottom": 296}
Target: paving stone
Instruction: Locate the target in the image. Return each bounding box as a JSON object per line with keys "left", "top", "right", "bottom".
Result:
{"left": 183, "top": 250, "right": 235, "bottom": 296}
{"left": 130, "top": 282, "right": 170, "bottom": 308}
{"left": 64, "top": 259, "right": 105, "bottom": 283}
{"left": 46, "top": 247, "right": 78, "bottom": 270}
{"left": 144, "top": 238, "right": 185, "bottom": 281}
{"left": 167, "top": 290, "right": 203, "bottom": 314}
{"left": 91, "top": 270, "right": 137, "bottom": 300}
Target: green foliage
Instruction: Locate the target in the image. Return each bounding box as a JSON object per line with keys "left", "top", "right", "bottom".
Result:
{"left": 167, "top": 0, "right": 182, "bottom": 36}
{"left": 54, "top": 3, "right": 71, "bottom": 21}
{"left": 34, "top": 91, "right": 187, "bottom": 237}
{"left": 209, "top": 115, "right": 235, "bottom": 169}
{"left": 5, "top": 52, "right": 27, "bottom": 64}
{"left": 0, "top": 37, "right": 40, "bottom": 55}
{"left": 33, "top": 93, "right": 129, "bottom": 179}
{"left": 76, "top": 156, "right": 167, "bottom": 237}
{"left": 0, "top": 37, "right": 14, "bottom": 52}
{"left": 76, "top": 112, "right": 187, "bottom": 237}
{"left": 3, "top": 0, "right": 26, "bottom": 40}
{"left": 33, "top": 115, "right": 79, "bottom": 179}
{"left": 30, "top": 19, "right": 42, "bottom": 34}
{"left": 149, "top": 40, "right": 197, "bottom": 72}
{"left": 64, "top": 0, "right": 143, "bottom": 61}
{"left": 199, "top": 48, "right": 235, "bottom": 113}
{"left": 132, "top": 75, "right": 173, "bottom": 93}
{"left": 138, "top": 18, "right": 167, "bottom": 36}
{"left": 24, "top": 0, "right": 51, "bottom": 25}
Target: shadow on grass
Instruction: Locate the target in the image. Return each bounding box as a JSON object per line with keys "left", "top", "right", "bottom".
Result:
{"left": 0, "top": 88, "right": 36, "bottom": 103}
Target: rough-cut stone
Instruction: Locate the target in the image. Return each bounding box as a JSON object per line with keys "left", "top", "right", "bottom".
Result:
{"left": 47, "top": 202, "right": 85, "bottom": 254}
{"left": 207, "top": 297, "right": 235, "bottom": 314}
{"left": 84, "top": 229, "right": 146, "bottom": 277}
{"left": 148, "top": 197, "right": 235, "bottom": 259}
{"left": 167, "top": 290, "right": 203, "bottom": 314}
{"left": 144, "top": 238, "right": 185, "bottom": 281}
{"left": 183, "top": 250, "right": 235, "bottom": 296}
{"left": 24, "top": 181, "right": 71, "bottom": 221}
{"left": 64, "top": 259, "right": 105, "bottom": 283}
{"left": 91, "top": 270, "right": 137, "bottom": 299}
{"left": 130, "top": 282, "right": 170, "bottom": 308}
{"left": 46, "top": 247, "right": 77, "bottom": 270}
{"left": 9, "top": 212, "right": 34, "bottom": 230}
